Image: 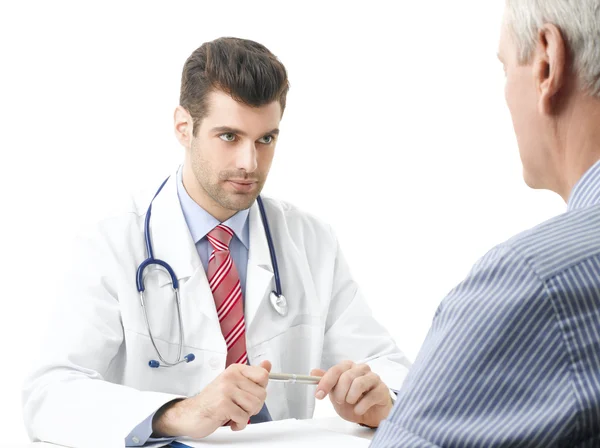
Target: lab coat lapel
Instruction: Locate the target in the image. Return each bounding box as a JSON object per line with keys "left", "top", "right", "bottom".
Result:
{"left": 245, "top": 200, "right": 275, "bottom": 332}
{"left": 149, "top": 172, "right": 219, "bottom": 324}
{"left": 149, "top": 173, "right": 198, "bottom": 284}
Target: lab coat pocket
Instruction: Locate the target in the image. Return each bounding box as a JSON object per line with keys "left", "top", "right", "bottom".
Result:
{"left": 122, "top": 329, "right": 222, "bottom": 397}
{"left": 119, "top": 265, "right": 182, "bottom": 343}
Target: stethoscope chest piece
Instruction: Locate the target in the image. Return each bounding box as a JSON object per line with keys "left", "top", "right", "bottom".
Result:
{"left": 270, "top": 291, "right": 288, "bottom": 317}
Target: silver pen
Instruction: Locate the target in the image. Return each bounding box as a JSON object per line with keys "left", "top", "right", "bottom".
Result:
{"left": 268, "top": 373, "right": 322, "bottom": 384}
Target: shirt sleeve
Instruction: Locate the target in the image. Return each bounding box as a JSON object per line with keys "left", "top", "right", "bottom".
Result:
{"left": 125, "top": 410, "right": 177, "bottom": 446}
{"left": 371, "top": 244, "right": 576, "bottom": 447}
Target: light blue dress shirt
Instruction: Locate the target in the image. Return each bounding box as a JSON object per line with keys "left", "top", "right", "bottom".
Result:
{"left": 126, "top": 169, "right": 271, "bottom": 446}
{"left": 176, "top": 169, "right": 250, "bottom": 291}
{"left": 372, "top": 160, "right": 600, "bottom": 447}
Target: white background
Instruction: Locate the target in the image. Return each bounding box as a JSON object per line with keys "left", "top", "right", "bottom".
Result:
{"left": 0, "top": 0, "right": 566, "bottom": 443}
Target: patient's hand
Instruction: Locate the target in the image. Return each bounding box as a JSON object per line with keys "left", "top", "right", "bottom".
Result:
{"left": 311, "top": 361, "right": 393, "bottom": 428}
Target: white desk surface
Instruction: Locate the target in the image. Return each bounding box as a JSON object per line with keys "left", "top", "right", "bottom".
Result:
{"left": 6, "top": 417, "right": 375, "bottom": 447}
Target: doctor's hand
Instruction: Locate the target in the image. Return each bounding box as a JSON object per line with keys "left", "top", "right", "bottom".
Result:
{"left": 153, "top": 360, "right": 272, "bottom": 439}
{"left": 311, "top": 361, "right": 393, "bottom": 429}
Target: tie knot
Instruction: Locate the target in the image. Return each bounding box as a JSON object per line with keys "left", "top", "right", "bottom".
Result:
{"left": 208, "top": 224, "right": 234, "bottom": 251}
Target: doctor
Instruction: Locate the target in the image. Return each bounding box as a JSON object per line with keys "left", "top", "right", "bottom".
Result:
{"left": 22, "top": 37, "right": 410, "bottom": 447}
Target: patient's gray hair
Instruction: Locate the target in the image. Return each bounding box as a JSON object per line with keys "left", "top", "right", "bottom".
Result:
{"left": 505, "top": 0, "right": 600, "bottom": 96}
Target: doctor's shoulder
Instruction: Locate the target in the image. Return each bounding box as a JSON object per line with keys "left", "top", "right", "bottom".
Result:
{"left": 257, "top": 195, "right": 339, "bottom": 252}
{"left": 68, "top": 184, "right": 152, "bottom": 268}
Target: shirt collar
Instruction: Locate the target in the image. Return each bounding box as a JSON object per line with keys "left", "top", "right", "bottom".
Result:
{"left": 176, "top": 167, "right": 250, "bottom": 248}
{"left": 568, "top": 159, "right": 600, "bottom": 211}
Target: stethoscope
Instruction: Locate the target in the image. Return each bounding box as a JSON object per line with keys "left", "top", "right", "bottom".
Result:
{"left": 136, "top": 176, "right": 288, "bottom": 368}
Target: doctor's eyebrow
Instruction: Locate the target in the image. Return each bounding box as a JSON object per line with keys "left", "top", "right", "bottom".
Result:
{"left": 211, "top": 126, "right": 280, "bottom": 137}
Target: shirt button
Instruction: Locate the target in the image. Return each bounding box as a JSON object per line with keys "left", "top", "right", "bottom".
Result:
{"left": 209, "top": 357, "right": 221, "bottom": 370}
{"left": 132, "top": 436, "right": 140, "bottom": 444}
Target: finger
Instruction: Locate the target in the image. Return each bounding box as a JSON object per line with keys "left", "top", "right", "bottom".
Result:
{"left": 239, "top": 364, "right": 270, "bottom": 388}
{"left": 345, "top": 372, "right": 381, "bottom": 405}
{"left": 227, "top": 402, "right": 251, "bottom": 431}
{"left": 354, "top": 383, "right": 391, "bottom": 416}
{"left": 230, "top": 419, "right": 248, "bottom": 432}
{"left": 230, "top": 421, "right": 245, "bottom": 431}
{"left": 310, "top": 368, "right": 326, "bottom": 377}
{"left": 330, "top": 364, "right": 371, "bottom": 405}
{"left": 232, "top": 389, "right": 264, "bottom": 416}
{"left": 314, "top": 360, "right": 354, "bottom": 400}
{"left": 259, "top": 360, "right": 272, "bottom": 373}
{"left": 237, "top": 377, "right": 268, "bottom": 404}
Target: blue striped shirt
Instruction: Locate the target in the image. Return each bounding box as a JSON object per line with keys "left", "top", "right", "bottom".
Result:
{"left": 372, "top": 160, "right": 600, "bottom": 447}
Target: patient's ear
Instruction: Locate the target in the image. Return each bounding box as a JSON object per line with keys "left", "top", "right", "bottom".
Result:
{"left": 533, "top": 23, "right": 567, "bottom": 115}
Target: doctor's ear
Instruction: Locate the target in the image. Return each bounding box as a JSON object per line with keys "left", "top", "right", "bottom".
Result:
{"left": 174, "top": 106, "right": 194, "bottom": 148}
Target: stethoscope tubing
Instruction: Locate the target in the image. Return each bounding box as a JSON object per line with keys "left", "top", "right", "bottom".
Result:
{"left": 256, "top": 196, "right": 282, "bottom": 298}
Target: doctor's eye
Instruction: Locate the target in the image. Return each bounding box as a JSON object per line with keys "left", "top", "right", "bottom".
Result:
{"left": 258, "top": 135, "right": 274, "bottom": 144}
{"left": 219, "top": 133, "right": 236, "bottom": 142}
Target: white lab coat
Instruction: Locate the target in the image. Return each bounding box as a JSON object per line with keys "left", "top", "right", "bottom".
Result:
{"left": 22, "top": 172, "right": 410, "bottom": 447}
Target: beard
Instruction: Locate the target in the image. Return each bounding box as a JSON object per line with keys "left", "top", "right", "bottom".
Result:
{"left": 190, "top": 146, "right": 266, "bottom": 213}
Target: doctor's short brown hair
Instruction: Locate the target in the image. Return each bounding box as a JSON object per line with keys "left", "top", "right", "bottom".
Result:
{"left": 180, "top": 37, "right": 290, "bottom": 136}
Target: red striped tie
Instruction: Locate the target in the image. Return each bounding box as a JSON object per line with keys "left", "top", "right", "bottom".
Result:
{"left": 207, "top": 224, "right": 248, "bottom": 367}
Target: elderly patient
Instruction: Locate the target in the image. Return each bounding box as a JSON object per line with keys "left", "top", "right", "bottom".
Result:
{"left": 372, "top": 0, "right": 600, "bottom": 447}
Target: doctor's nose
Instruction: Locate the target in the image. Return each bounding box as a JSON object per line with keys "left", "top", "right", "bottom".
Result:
{"left": 235, "top": 143, "right": 258, "bottom": 174}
